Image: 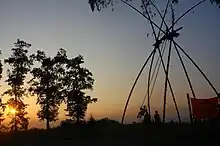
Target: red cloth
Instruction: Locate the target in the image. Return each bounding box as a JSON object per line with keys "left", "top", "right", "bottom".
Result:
{"left": 190, "top": 97, "right": 218, "bottom": 120}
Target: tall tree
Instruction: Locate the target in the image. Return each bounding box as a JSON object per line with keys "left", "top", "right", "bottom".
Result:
{"left": 63, "top": 55, "right": 97, "bottom": 123}
{"left": 0, "top": 98, "right": 7, "bottom": 132}
{"left": 4, "top": 39, "right": 33, "bottom": 131}
{"left": 28, "top": 49, "right": 66, "bottom": 129}
{"left": 0, "top": 51, "right": 4, "bottom": 126}
{"left": 0, "top": 50, "right": 3, "bottom": 80}
{"left": 0, "top": 98, "right": 6, "bottom": 126}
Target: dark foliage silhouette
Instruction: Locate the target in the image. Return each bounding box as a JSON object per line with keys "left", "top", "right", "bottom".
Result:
{"left": 62, "top": 55, "right": 97, "bottom": 123}
{"left": 211, "top": 0, "right": 220, "bottom": 7}
{"left": 88, "top": 0, "right": 220, "bottom": 12}
{"left": 0, "top": 99, "right": 6, "bottom": 126}
{"left": 60, "top": 119, "right": 75, "bottom": 127}
{"left": 6, "top": 99, "right": 29, "bottom": 130}
{"left": 88, "top": 114, "right": 96, "bottom": 125}
{"left": 154, "top": 110, "right": 161, "bottom": 124}
{"left": 3, "top": 39, "right": 32, "bottom": 131}
{"left": 0, "top": 50, "right": 3, "bottom": 80}
{"left": 28, "top": 49, "right": 66, "bottom": 130}
{"left": 28, "top": 48, "right": 96, "bottom": 128}
{"left": 96, "top": 117, "right": 120, "bottom": 124}
{"left": 0, "top": 51, "right": 4, "bottom": 129}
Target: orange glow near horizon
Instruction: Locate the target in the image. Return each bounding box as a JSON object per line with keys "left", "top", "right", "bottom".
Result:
{"left": 5, "top": 106, "right": 17, "bottom": 116}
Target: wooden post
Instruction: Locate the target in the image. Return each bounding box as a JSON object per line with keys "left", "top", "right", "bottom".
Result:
{"left": 187, "top": 93, "right": 193, "bottom": 124}
{"left": 217, "top": 93, "right": 220, "bottom": 120}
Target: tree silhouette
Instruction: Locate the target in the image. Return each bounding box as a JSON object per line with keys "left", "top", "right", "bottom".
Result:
{"left": 28, "top": 49, "right": 66, "bottom": 130}
{"left": 7, "top": 98, "right": 29, "bottom": 130}
{"left": 211, "top": 0, "right": 220, "bottom": 7}
{"left": 0, "top": 98, "right": 6, "bottom": 126}
{"left": 62, "top": 55, "right": 97, "bottom": 124}
{"left": 88, "top": 114, "right": 96, "bottom": 125}
{"left": 29, "top": 49, "right": 96, "bottom": 127}
{"left": 88, "top": 0, "right": 220, "bottom": 12}
{"left": 4, "top": 39, "right": 33, "bottom": 131}
{"left": 0, "top": 51, "right": 4, "bottom": 126}
{"left": 0, "top": 50, "right": 3, "bottom": 80}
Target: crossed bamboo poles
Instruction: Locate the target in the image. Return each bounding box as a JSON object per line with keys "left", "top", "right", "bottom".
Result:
{"left": 120, "top": 0, "right": 219, "bottom": 124}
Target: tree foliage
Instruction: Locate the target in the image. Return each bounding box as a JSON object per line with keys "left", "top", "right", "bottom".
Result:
{"left": 0, "top": 50, "right": 3, "bottom": 80}
{"left": 89, "top": 0, "right": 220, "bottom": 12}
{"left": 0, "top": 98, "right": 6, "bottom": 126}
{"left": 211, "top": 0, "right": 220, "bottom": 7}
{"left": 62, "top": 55, "right": 97, "bottom": 123}
{"left": 29, "top": 48, "right": 97, "bottom": 127}
{"left": 28, "top": 49, "right": 66, "bottom": 129}
{"left": 1, "top": 39, "right": 96, "bottom": 130}
{"left": 0, "top": 50, "right": 4, "bottom": 128}
{"left": 65, "top": 90, "right": 97, "bottom": 123}
{"left": 4, "top": 39, "right": 33, "bottom": 131}
{"left": 7, "top": 99, "right": 29, "bottom": 131}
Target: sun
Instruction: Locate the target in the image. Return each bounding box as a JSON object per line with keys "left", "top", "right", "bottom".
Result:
{"left": 10, "top": 109, "right": 17, "bottom": 115}
{"left": 5, "top": 106, "right": 17, "bottom": 115}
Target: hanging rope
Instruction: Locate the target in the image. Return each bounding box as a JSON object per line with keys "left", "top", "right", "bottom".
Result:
{"left": 149, "top": 41, "right": 168, "bottom": 98}
{"left": 141, "top": 40, "right": 167, "bottom": 107}
{"left": 147, "top": 51, "right": 155, "bottom": 117}
{"left": 121, "top": 48, "right": 157, "bottom": 124}
{"left": 156, "top": 41, "right": 181, "bottom": 123}
{"left": 140, "top": 0, "right": 171, "bottom": 109}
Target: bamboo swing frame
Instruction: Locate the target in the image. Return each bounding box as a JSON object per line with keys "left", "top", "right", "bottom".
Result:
{"left": 120, "top": 0, "right": 219, "bottom": 124}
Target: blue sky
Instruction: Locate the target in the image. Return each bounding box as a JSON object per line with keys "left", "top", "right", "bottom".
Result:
{"left": 0, "top": 0, "right": 219, "bottom": 128}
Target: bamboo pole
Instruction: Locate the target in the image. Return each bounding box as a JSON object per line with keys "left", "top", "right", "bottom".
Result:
{"left": 187, "top": 93, "right": 193, "bottom": 124}
{"left": 121, "top": 48, "right": 156, "bottom": 124}
{"left": 141, "top": 0, "right": 157, "bottom": 37}
{"left": 157, "top": 0, "right": 207, "bottom": 39}
{"left": 173, "top": 41, "right": 219, "bottom": 96}
{"left": 149, "top": 41, "right": 167, "bottom": 98}
{"left": 156, "top": 42, "right": 181, "bottom": 123}
{"left": 147, "top": 51, "right": 155, "bottom": 118}
{"left": 141, "top": 41, "right": 166, "bottom": 107}
{"left": 141, "top": 0, "right": 159, "bottom": 120}
{"left": 149, "top": 43, "right": 166, "bottom": 98}
{"left": 121, "top": 0, "right": 183, "bottom": 124}
{"left": 173, "top": 42, "right": 196, "bottom": 99}
{"left": 162, "top": 40, "right": 172, "bottom": 123}
{"left": 149, "top": 0, "right": 169, "bottom": 30}
{"left": 121, "top": 0, "right": 166, "bottom": 35}
{"left": 161, "top": 0, "right": 208, "bottom": 39}
{"left": 142, "top": 0, "right": 168, "bottom": 117}
{"left": 172, "top": 0, "right": 207, "bottom": 28}
{"left": 143, "top": 0, "right": 176, "bottom": 123}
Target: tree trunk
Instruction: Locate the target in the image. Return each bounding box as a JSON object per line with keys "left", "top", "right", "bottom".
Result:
{"left": 46, "top": 118, "right": 50, "bottom": 130}
{"left": 77, "top": 117, "right": 80, "bottom": 124}
{"left": 14, "top": 113, "right": 17, "bottom": 131}
{"left": 14, "top": 93, "right": 18, "bottom": 131}
{"left": 46, "top": 96, "right": 50, "bottom": 130}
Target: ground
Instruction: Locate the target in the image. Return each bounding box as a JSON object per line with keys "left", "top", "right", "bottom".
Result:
{"left": 0, "top": 123, "right": 219, "bottom": 146}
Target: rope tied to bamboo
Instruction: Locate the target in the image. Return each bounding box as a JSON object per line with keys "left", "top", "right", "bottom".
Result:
{"left": 153, "top": 27, "right": 182, "bottom": 48}
{"left": 162, "top": 27, "right": 183, "bottom": 41}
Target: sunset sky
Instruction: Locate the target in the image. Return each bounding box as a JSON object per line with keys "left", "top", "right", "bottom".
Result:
{"left": 0, "top": 0, "right": 219, "bottom": 129}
